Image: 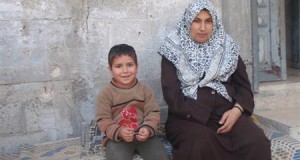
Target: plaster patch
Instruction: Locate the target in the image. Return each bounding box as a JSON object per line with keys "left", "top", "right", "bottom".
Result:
{"left": 39, "top": 90, "right": 53, "bottom": 103}
{"left": 50, "top": 67, "right": 61, "bottom": 78}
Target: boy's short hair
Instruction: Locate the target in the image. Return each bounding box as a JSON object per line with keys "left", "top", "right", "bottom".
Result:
{"left": 108, "top": 44, "right": 138, "bottom": 67}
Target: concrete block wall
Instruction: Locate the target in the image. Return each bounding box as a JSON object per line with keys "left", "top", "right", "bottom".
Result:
{"left": 0, "top": 0, "right": 251, "bottom": 154}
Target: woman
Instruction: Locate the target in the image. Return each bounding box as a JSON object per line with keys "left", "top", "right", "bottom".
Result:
{"left": 158, "top": 0, "right": 271, "bottom": 159}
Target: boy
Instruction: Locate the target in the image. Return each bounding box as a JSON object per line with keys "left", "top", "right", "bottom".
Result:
{"left": 96, "top": 44, "right": 169, "bottom": 160}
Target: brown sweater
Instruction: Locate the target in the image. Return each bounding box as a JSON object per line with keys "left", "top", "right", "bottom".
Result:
{"left": 96, "top": 80, "right": 160, "bottom": 145}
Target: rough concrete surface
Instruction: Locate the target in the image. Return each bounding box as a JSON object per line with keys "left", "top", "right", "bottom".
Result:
{"left": 0, "top": 0, "right": 253, "bottom": 155}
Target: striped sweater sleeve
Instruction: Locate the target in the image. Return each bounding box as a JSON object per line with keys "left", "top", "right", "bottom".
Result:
{"left": 140, "top": 84, "right": 160, "bottom": 137}
{"left": 95, "top": 87, "right": 122, "bottom": 142}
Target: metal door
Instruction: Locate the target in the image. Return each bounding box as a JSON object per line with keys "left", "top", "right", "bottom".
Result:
{"left": 252, "top": 0, "right": 287, "bottom": 90}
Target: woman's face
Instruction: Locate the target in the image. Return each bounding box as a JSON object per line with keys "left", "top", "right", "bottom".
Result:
{"left": 189, "top": 9, "right": 213, "bottom": 43}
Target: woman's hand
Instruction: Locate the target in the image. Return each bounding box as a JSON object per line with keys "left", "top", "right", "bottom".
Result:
{"left": 119, "top": 127, "right": 135, "bottom": 142}
{"left": 135, "top": 127, "right": 150, "bottom": 142}
{"left": 217, "top": 107, "right": 242, "bottom": 134}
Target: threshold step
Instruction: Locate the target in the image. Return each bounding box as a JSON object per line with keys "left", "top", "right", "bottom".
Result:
{"left": 254, "top": 107, "right": 300, "bottom": 141}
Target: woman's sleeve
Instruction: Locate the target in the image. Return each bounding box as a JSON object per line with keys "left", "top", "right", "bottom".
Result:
{"left": 230, "top": 56, "right": 255, "bottom": 115}
{"left": 160, "top": 56, "right": 182, "bottom": 112}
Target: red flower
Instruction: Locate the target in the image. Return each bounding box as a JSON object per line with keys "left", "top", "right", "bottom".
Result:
{"left": 118, "top": 106, "right": 138, "bottom": 129}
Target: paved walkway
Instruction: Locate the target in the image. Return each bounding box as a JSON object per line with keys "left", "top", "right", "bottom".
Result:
{"left": 2, "top": 117, "right": 300, "bottom": 160}
{"left": 1, "top": 138, "right": 102, "bottom": 160}
{"left": 1, "top": 136, "right": 149, "bottom": 160}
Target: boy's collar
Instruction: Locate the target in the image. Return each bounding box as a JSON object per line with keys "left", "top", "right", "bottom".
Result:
{"left": 110, "top": 78, "right": 138, "bottom": 89}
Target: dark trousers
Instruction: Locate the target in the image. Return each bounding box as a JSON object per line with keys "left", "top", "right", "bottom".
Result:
{"left": 166, "top": 115, "right": 271, "bottom": 160}
{"left": 105, "top": 135, "right": 170, "bottom": 160}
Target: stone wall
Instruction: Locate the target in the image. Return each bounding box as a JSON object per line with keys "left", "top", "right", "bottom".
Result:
{"left": 0, "top": 0, "right": 251, "bottom": 154}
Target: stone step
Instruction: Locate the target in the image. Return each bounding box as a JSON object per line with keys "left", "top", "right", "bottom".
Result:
{"left": 254, "top": 68, "right": 300, "bottom": 141}
{"left": 254, "top": 78, "right": 300, "bottom": 111}
{"left": 254, "top": 107, "right": 300, "bottom": 141}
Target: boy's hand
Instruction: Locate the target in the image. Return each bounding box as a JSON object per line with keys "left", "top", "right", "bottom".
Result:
{"left": 135, "top": 127, "right": 150, "bottom": 142}
{"left": 119, "top": 127, "right": 134, "bottom": 142}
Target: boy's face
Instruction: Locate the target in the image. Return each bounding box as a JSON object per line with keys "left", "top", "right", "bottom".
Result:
{"left": 109, "top": 55, "right": 138, "bottom": 87}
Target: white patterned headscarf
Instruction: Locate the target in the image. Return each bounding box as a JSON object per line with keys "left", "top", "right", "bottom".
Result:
{"left": 158, "top": 0, "right": 239, "bottom": 101}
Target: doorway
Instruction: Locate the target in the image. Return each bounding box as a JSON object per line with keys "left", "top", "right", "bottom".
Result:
{"left": 286, "top": 0, "right": 300, "bottom": 69}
